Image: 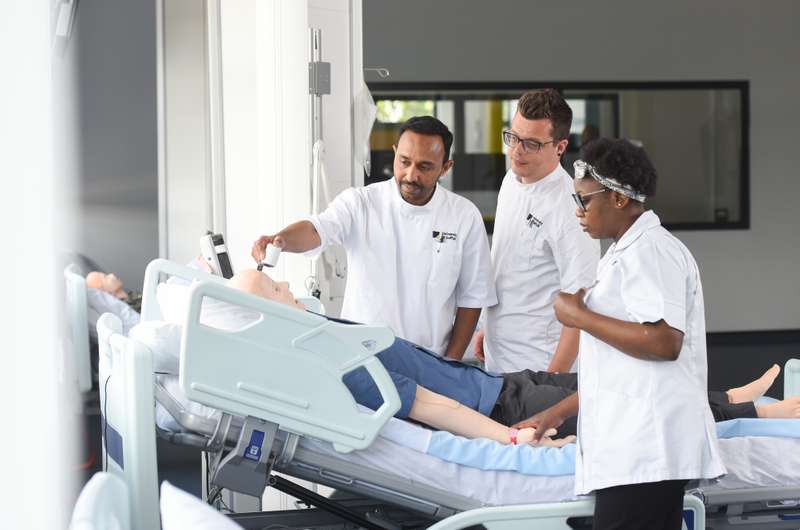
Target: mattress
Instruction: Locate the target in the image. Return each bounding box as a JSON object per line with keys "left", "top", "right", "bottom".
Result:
{"left": 154, "top": 376, "right": 800, "bottom": 507}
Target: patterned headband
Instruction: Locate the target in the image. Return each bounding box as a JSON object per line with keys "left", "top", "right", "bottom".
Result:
{"left": 573, "top": 160, "right": 647, "bottom": 203}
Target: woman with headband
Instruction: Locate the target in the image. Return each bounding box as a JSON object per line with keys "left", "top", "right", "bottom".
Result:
{"left": 516, "top": 138, "right": 725, "bottom": 529}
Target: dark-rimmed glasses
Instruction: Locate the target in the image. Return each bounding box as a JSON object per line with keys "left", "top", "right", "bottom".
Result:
{"left": 572, "top": 189, "right": 607, "bottom": 212}
{"left": 502, "top": 130, "right": 555, "bottom": 153}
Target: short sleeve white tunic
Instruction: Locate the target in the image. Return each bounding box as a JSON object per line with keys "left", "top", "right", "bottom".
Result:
{"left": 484, "top": 166, "right": 600, "bottom": 372}
{"left": 307, "top": 178, "right": 497, "bottom": 355}
{"left": 575, "top": 211, "right": 726, "bottom": 495}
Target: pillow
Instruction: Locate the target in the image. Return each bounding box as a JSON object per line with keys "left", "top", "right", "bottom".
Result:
{"left": 160, "top": 481, "right": 244, "bottom": 530}
{"left": 87, "top": 288, "right": 141, "bottom": 335}
{"left": 129, "top": 321, "right": 182, "bottom": 375}
{"left": 156, "top": 282, "right": 191, "bottom": 325}
{"left": 156, "top": 281, "right": 261, "bottom": 331}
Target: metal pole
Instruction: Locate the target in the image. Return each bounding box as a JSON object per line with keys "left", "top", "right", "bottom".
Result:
{"left": 206, "top": 0, "right": 228, "bottom": 235}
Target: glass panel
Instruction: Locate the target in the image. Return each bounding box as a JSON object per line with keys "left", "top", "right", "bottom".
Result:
{"left": 368, "top": 84, "right": 747, "bottom": 231}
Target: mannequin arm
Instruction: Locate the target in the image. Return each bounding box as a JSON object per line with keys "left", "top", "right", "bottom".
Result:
{"left": 408, "top": 385, "right": 571, "bottom": 447}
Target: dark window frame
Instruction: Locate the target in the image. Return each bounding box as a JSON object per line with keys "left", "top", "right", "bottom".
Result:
{"left": 368, "top": 81, "right": 751, "bottom": 231}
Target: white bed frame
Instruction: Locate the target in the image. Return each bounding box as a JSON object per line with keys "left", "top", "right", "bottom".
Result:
{"left": 96, "top": 258, "right": 800, "bottom": 530}
{"left": 97, "top": 312, "right": 160, "bottom": 530}
{"left": 786, "top": 358, "right": 800, "bottom": 399}
{"left": 64, "top": 263, "right": 92, "bottom": 393}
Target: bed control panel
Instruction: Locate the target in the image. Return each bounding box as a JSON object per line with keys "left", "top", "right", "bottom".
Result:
{"left": 212, "top": 416, "right": 278, "bottom": 498}
{"left": 200, "top": 231, "right": 234, "bottom": 279}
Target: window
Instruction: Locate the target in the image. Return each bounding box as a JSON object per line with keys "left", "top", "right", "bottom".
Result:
{"left": 368, "top": 82, "right": 749, "bottom": 231}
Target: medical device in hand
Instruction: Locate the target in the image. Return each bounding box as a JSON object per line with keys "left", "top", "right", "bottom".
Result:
{"left": 257, "top": 243, "right": 281, "bottom": 271}
{"left": 200, "top": 231, "right": 234, "bottom": 279}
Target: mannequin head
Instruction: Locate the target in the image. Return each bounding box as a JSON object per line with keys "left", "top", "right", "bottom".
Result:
{"left": 86, "top": 271, "right": 128, "bottom": 300}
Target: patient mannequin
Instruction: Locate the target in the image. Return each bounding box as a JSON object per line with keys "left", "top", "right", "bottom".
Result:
{"left": 227, "top": 269, "right": 570, "bottom": 448}
{"left": 86, "top": 271, "right": 128, "bottom": 300}
{"left": 87, "top": 271, "right": 144, "bottom": 312}
{"left": 227, "top": 269, "right": 800, "bottom": 443}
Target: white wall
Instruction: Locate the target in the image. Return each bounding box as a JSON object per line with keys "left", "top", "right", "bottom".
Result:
{"left": 1, "top": 1, "right": 77, "bottom": 526}
{"left": 364, "top": 0, "right": 800, "bottom": 332}
{"left": 71, "top": 0, "right": 159, "bottom": 290}
{"left": 220, "top": 0, "right": 313, "bottom": 293}
{"left": 221, "top": 0, "right": 359, "bottom": 313}
{"left": 159, "top": 0, "right": 213, "bottom": 265}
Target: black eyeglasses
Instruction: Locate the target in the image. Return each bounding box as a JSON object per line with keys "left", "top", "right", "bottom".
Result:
{"left": 502, "top": 130, "right": 555, "bottom": 153}
{"left": 572, "top": 189, "right": 607, "bottom": 212}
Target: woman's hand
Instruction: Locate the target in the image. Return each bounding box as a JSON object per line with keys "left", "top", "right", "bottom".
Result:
{"left": 554, "top": 288, "right": 587, "bottom": 328}
{"left": 513, "top": 407, "right": 566, "bottom": 444}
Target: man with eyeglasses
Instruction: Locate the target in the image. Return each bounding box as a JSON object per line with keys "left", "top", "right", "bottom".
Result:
{"left": 475, "top": 90, "right": 600, "bottom": 373}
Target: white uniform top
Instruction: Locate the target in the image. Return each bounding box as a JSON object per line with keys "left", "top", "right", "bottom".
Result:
{"left": 484, "top": 165, "right": 600, "bottom": 372}
{"left": 307, "top": 178, "right": 497, "bottom": 355}
{"left": 574, "top": 211, "right": 725, "bottom": 495}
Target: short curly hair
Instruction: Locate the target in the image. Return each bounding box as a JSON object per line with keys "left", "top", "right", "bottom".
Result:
{"left": 580, "top": 138, "right": 658, "bottom": 198}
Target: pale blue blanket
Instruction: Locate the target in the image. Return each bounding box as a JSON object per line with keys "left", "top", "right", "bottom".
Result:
{"left": 417, "top": 418, "right": 800, "bottom": 477}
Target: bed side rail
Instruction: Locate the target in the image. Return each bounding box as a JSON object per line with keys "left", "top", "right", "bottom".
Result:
{"left": 97, "top": 313, "right": 161, "bottom": 530}
{"left": 786, "top": 358, "right": 800, "bottom": 399}
{"left": 65, "top": 264, "right": 92, "bottom": 393}
{"left": 180, "top": 280, "right": 400, "bottom": 453}
{"left": 426, "top": 496, "right": 705, "bottom": 530}
{"left": 142, "top": 258, "right": 324, "bottom": 320}
{"left": 141, "top": 258, "right": 225, "bottom": 322}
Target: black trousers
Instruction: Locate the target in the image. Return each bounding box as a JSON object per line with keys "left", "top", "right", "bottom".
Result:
{"left": 489, "top": 370, "right": 579, "bottom": 435}
{"left": 489, "top": 371, "right": 757, "bottom": 437}
{"left": 593, "top": 480, "right": 689, "bottom": 530}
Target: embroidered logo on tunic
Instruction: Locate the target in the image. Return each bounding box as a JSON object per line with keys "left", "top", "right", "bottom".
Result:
{"left": 525, "top": 213, "right": 543, "bottom": 228}
{"left": 432, "top": 231, "right": 457, "bottom": 243}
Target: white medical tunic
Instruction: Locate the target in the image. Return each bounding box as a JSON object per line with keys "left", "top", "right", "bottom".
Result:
{"left": 484, "top": 166, "right": 600, "bottom": 372}
{"left": 307, "top": 178, "right": 497, "bottom": 355}
{"left": 574, "top": 211, "right": 725, "bottom": 495}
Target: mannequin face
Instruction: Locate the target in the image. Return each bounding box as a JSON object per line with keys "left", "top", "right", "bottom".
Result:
{"left": 86, "top": 271, "right": 127, "bottom": 299}
{"left": 102, "top": 273, "right": 124, "bottom": 294}
{"left": 227, "top": 269, "right": 305, "bottom": 310}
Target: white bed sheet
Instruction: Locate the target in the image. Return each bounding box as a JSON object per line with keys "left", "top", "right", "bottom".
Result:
{"left": 297, "top": 426, "right": 800, "bottom": 507}
{"left": 299, "top": 431, "right": 578, "bottom": 506}
{"left": 707, "top": 436, "right": 800, "bottom": 491}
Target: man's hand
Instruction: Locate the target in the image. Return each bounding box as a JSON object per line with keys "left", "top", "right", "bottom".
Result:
{"left": 473, "top": 327, "right": 486, "bottom": 362}
{"left": 251, "top": 235, "right": 285, "bottom": 263}
{"left": 553, "top": 288, "right": 587, "bottom": 329}
{"left": 513, "top": 407, "right": 566, "bottom": 444}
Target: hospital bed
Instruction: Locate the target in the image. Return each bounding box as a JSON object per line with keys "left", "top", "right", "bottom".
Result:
{"left": 95, "top": 258, "right": 800, "bottom": 530}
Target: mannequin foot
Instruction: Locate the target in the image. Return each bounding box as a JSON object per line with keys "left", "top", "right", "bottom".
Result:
{"left": 727, "top": 364, "right": 780, "bottom": 404}
{"left": 756, "top": 397, "right": 800, "bottom": 419}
